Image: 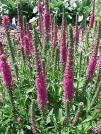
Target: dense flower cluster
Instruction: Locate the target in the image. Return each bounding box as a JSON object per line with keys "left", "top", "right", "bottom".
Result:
{"left": 63, "top": 25, "right": 74, "bottom": 102}
{"left": 0, "top": 54, "right": 13, "bottom": 88}
{"left": 60, "top": 11, "right": 67, "bottom": 67}
{"left": 43, "top": 0, "right": 51, "bottom": 41}
{"left": 34, "top": 47, "right": 48, "bottom": 109}
{"left": 89, "top": 11, "right": 95, "bottom": 28}
{"left": 2, "top": 15, "right": 10, "bottom": 29}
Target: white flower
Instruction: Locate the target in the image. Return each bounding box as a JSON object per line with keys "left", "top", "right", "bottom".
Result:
{"left": 12, "top": 17, "right": 16, "bottom": 25}
{"left": 33, "top": 6, "right": 37, "bottom": 13}
{"left": 78, "top": 15, "right": 83, "bottom": 22}
{"left": 29, "top": 17, "right": 38, "bottom": 23}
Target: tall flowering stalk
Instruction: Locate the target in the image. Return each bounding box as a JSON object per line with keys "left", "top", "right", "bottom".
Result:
{"left": 17, "top": 3, "right": 27, "bottom": 68}
{"left": 86, "top": 23, "right": 100, "bottom": 80}
{"left": 23, "top": 35, "right": 33, "bottom": 59}
{"left": 63, "top": 25, "right": 74, "bottom": 103}
{"left": 2, "top": 16, "right": 19, "bottom": 80}
{"left": 90, "top": 79, "right": 101, "bottom": 110}
{"left": 81, "top": 22, "right": 101, "bottom": 101}
{"left": 89, "top": 23, "right": 101, "bottom": 109}
{"left": 37, "top": 0, "right": 43, "bottom": 33}
{"left": 43, "top": 0, "right": 51, "bottom": 42}
{"left": 52, "top": 14, "right": 57, "bottom": 50}
{"left": 89, "top": 12, "right": 95, "bottom": 28}
{"left": 89, "top": 0, "right": 95, "bottom": 28}
{"left": 70, "top": 102, "right": 84, "bottom": 128}
{"left": 0, "top": 54, "right": 13, "bottom": 88}
{"left": 60, "top": 9, "right": 67, "bottom": 68}
{"left": 0, "top": 54, "right": 17, "bottom": 121}
{"left": 34, "top": 30, "right": 48, "bottom": 109}
{"left": 30, "top": 99, "right": 37, "bottom": 133}
{"left": 27, "top": 25, "right": 34, "bottom": 52}
{"left": 63, "top": 25, "right": 74, "bottom": 127}
{"left": 17, "top": 4, "right": 25, "bottom": 46}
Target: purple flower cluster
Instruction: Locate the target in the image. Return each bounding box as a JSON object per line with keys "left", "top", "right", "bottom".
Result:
{"left": 0, "top": 54, "right": 13, "bottom": 88}
{"left": 23, "top": 35, "right": 33, "bottom": 59}
{"left": 89, "top": 11, "right": 95, "bottom": 28}
{"left": 38, "top": 15, "right": 42, "bottom": 33}
{"left": 63, "top": 66, "right": 74, "bottom": 102}
{"left": 86, "top": 55, "right": 97, "bottom": 80}
{"left": 37, "top": 0, "right": 43, "bottom": 14}
{"left": 37, "top": 0, "right": 43, "bottom": 33}
{"left": 63, "top": 26, "right": 74, "bottom": 102}
{"left": 19, "top": 30, "right": 25, "bottom": 46}
{"left": 63, "top": 42, "right": 74, "bottom": 102}
{"left": 2, "top": 15, "right": 10, "bottom": 29}
{"left": 18, "top": 25, "right": 33, "bottom": 58}
{"left": 43, "top": 0, "right": 51, "bottom": 40}
{"left": 60, "top": 25, "right": 67, "bottom": 67}
{"left": 35, "top": 49, "right": 48, "bottom": 109}
{"left": 75, "top": 28, "right": 79, "bottom": 44}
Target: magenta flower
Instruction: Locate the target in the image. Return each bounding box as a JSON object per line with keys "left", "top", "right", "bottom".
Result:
{"left": 19, "top": 30, "right": 25, "bottom": 46}
{"left": 2, "top": 15, "right": 10, "bottom": 29}
{"left": 37, "top": 0, "right": 43, "bottom": 33}
{"left": 60, "top": 26, "right": 67, "bottom": 67}
{"left": 35, "top": 73, "right": 48, "bottom": 109}
{"left": 43, "top": 0, "right": 50, "bottom": 40}
{"left": 86, "top": 55, "right": 97, "bottom": 80}
{"left": 44, "top": 9, "right": 50, "bottom": 31}
{"left": 63, "top": 26, "right": 74, "bottom": 102}
{"left": 60, "top": 10, "right": 67, "bottom": 67}
{"left": 63, "top": 44, "right": 74, "bottom": 102}
{"left": 28, "top": 29, "right": 32, "bottom": 41}
{"left": 0, "top": 54, "right": 13, "bottom": 88}
{"left": 60, "top": 42, "right": 67, "bottom": 65}
{"left": 75, "top": 29, "right": 79, "bottom": 44}
{"left": 63, "top": 68, "right": 74, "bottom": 102}
{"left": 35, "top": 49, "right": 48, "bottom": 109}
{"left": 23, "top": 35, "right": 32, "bottom": 58}
{"left": 38, "top": 15, "right": 42, "bottom": 33}
{"left": 89, "top": 11, "right": 95, "bottom": 28}
{"left": 37, "top": 0, "right": 43, "bottom": 14}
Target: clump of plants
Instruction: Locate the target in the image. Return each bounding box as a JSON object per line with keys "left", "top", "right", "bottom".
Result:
{"left": 0, "top": 0, "right": 101, "bottom": 134}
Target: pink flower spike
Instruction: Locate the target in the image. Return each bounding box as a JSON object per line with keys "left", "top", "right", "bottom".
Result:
{"left": 34, "top": 46, "right": 48, "bottom": 109}
{"left": 0, "top": 54, "right": 13, "bottom": 88}
{"left": 89, "top": 12, "right": 95, "bottom": 28}
{"left": 23, "top": 36, "right": 32, "bottom": 58}
{"left": 2, "top": 15, "right": 10, "bottom": 29}
{"left": 86, "top": 55, "right": 97, "bottom": 80}
{"left": 37, "top": 0, "right": 43, "bottom": 14}
{"left": 75, "top": 29, "right": 79, "bottom": 44}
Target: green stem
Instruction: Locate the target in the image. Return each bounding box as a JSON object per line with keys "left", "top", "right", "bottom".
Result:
{"left": 63, "top": 101, "right": 70, "bottom": 127}
{"left": 7, "top": 87, "right": 17, "bottom": 119}
{"left": 40, "top": 108, "right": 47, "bottom": 133}
{"left": 93, "top": 68, "right": 101, "bottom": 92}
{"left": 6, "top": 31, "right": 19, "bottom": 81}
{"left": 21, "top": 47, "right": 26, "bottom": 68}
{"left": 90, "top": 81, "right": 101, "bottom": 110}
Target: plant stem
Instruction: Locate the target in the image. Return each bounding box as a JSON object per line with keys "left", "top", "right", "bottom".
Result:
{"left": 63, "top": 101, "right": 70, "bottom": 127}
{"left": 6, "top": 31, "right": 19, "bottom": 81}
{"left": 90, "top": 81, "right": 101, "bottom": 110}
